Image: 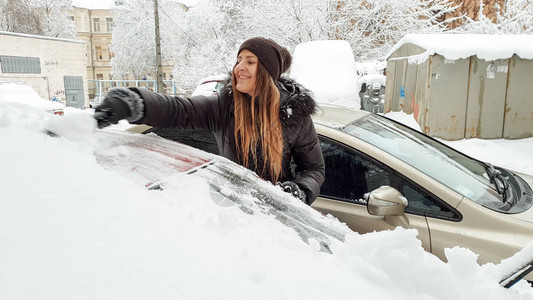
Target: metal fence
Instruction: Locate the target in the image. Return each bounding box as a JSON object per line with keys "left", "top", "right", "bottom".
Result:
{"left": 88, "top": 79, "right": 183, "bottom": 106}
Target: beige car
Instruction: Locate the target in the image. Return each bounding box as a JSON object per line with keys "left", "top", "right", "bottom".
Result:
{"left": 127, "top": 105, "right": 533, "bottom": 282}
{"left": 312, "top": 105, "right": 533, "bottom": 281}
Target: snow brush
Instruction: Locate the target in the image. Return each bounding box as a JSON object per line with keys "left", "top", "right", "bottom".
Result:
{"left": 43, "top": 110, "right": 102, "bottom": 143}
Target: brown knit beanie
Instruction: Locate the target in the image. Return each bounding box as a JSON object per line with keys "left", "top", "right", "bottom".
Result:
{"left": 238, "top": 37, "right": 292, "bottom": 80}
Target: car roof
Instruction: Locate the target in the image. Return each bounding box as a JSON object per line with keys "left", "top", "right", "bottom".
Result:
{"left": 313, "top": 104, "right": 369, "bottom": 128}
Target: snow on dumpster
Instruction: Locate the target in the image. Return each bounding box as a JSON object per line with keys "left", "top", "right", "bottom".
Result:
{"left": 289, "top": 40, "right": 360, "bottom": 109}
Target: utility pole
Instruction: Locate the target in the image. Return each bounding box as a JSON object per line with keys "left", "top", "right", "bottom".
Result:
{"left": 153, "top": 0, "right": 164, "bottom": 93}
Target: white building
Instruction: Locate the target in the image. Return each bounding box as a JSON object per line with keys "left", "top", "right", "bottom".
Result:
{"left": 0, "top": 31, "right": 88, "bottom": 108}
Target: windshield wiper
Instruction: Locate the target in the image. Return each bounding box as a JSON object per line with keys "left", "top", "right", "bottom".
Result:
{"left": 486, "top": 163, "right": 510, "bottom": 202}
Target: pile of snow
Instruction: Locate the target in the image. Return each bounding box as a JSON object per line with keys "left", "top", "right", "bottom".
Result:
{"left": 0, "top": 83, "right": 63, "bottom": 112}
{"left": 290, "top": 40, "right": 360, "bottom": 109}
{"left": 359, "top": 74, "right": 386, "bottom": 87}
{"left": 355, "top": 60, "right": 387, "bottom": 76}
{"left": 2, "top": 102, "right": 533, "bottom": 299}
{"left": 387, "top": 34, "right": 533, "bottom": 63}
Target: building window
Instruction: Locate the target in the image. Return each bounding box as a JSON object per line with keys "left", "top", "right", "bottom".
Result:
{"left": 96, "top": 73, "right": 103, "bottom": 80}
{"left": 108, "top": 46, "right": 114, "bottom": 59}
{"left": 0, "top": 56, "right": 41, "bottom": 74}
{"left": 95, "top": 46, "right": 103, "bottom": 60}
{"left": 93, "top": 18, "right": 100, "bottom": 32}
{"left": 106, "top": 18, "right": 114, "bottom": 32}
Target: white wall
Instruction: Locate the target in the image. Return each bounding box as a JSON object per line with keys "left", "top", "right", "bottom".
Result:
{"left": 0, "top": 31, "right": 88, "bottom": 107}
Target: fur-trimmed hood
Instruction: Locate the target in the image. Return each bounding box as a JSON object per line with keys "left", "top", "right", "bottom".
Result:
{"left": 277, "top": 77, "right": 317, "bottom": 121}
{"left": 221, "top": 76, "right": 317, "bottom": 121}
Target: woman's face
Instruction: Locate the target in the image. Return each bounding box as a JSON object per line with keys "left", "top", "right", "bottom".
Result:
{"left": 234, "top": 50, "right": 258, "bottom": 96}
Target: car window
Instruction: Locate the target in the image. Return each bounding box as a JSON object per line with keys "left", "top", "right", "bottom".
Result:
{"left": 319, "top": 137, "right": 461, "bottom": 221}
{"left": 341, "top": 114, "right": 515, "bottom": 213}
{"left": 397, "top": 177, "right": 461, "bottom": 221}
{"left": 319, "top": 137, "right": 390, "bottom": 203}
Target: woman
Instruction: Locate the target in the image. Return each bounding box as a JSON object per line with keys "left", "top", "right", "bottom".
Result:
{"left": 95, "top": 37, "right": 325, "bottom": 204}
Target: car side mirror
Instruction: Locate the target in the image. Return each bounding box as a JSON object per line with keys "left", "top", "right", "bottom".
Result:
{"left": 367, "top": 186, "right": 407, "bottom": 216}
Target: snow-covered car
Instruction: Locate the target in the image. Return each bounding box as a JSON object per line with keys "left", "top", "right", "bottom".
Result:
{"left": 190, "top": 74, "right": 229, "bottom": 97}
{"left": 93, "top": 128, "right": 350, "bottom": 254}
{"left": 130, "top": 105, "right": 533, "bottom": 281}
{"left": 0, "top": 82, "right": 64, "bottom": 115}
{"left": 4, "top": 104, "right": 533, "bottom": 297}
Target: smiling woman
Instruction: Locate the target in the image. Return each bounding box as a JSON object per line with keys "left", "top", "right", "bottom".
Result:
{"left": 92, "top": 37, "right": 326, "bottom": 205}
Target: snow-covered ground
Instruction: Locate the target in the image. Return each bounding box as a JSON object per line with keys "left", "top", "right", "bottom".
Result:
{"left": 1, "top": 102, "right": 533, "bottom": 299}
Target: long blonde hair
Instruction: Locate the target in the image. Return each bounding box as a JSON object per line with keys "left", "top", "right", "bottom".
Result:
{"left": 232, "top": 62, "right": 284, "bottom": 183}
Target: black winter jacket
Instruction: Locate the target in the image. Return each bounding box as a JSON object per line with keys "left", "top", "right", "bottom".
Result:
{"left": 129, "top": 77, "right": 325, "bottom": 204}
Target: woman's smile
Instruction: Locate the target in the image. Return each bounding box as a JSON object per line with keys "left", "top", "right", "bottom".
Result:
{"left": 234, "top": 49, "right": 258, "bottom": 96}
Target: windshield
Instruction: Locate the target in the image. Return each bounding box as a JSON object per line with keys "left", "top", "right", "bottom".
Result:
{"left": 342, "top": 114, "right": 511, "bottom": 212}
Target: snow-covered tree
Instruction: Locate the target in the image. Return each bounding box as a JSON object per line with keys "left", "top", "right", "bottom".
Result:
{"left": 239, "top": 0, "right": 334, "bottom": 45}
{"left": 170, "top": 0, "right": 245, "bottom": 88}
{"left": 40, "top": 0, "right": 76, "bottom": 38}
{"left": 172, "top": 0, "right": 460, "bottom": 81}
{"left": 457, "top": 0, "right": 533, "bottom": 34}
{"left": 110, "top": 0, "right": 186, "bottom": 79}
{"left": 1, "top": 0, "right": 45, "bottom": 35}
{"left": 111, "top": 0, "right": 462, "bottom": 90}
{"left": 0, "top": 0, "right": 75, "bottom": 38}
{"left": 331, "top": 0, "right": 460, "bottom": 61}
{"left": 170, "top": 0, "right": 334, "bottom": 90}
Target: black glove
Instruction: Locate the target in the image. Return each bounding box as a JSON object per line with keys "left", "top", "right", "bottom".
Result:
{"left": 94, "top": 88, "right": 144, "bottom": 129}
{"left": 278, "top": 181, "right": 307, "bottom": 203}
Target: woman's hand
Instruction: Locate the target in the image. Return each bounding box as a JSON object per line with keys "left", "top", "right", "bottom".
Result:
{"left": 278, "top": 181, "right": 307, "bottom": 203}
{"left": 94, "top": 88, "right": 144, "bottom": 128}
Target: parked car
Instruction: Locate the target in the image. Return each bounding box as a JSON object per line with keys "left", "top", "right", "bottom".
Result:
{"left": 0, "top": 82, "right": 64, "bottom": 115}
{"left": 312, "top": 105, "right": 533, "bottom": 276}
{"left": 129, "top": 105, "right": 533, "bottom": 281}
{"left": 190, "top": 74, "right": 229, "bottom": 97}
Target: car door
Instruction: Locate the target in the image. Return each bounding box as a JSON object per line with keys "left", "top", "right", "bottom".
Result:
{"left": 312, "top": 136, "right": 433, "bottom": 252}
